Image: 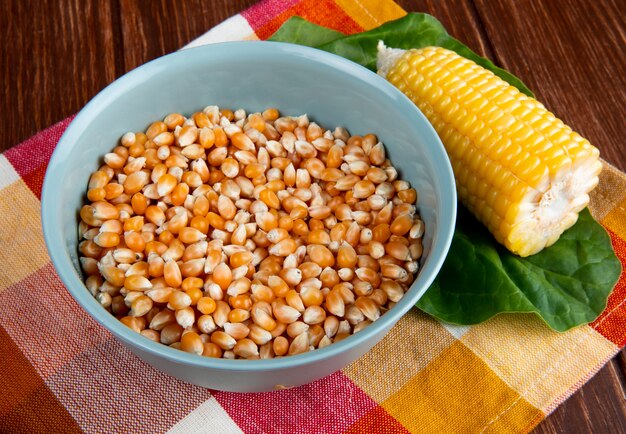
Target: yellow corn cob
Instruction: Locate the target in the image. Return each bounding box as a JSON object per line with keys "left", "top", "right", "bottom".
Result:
{"left": 377, "top": 43, "right": 602, "bottom": 257}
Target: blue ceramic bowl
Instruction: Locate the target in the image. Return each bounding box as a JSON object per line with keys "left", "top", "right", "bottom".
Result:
{"left": 41, "top": 41, "right": 456, "bottom": 392}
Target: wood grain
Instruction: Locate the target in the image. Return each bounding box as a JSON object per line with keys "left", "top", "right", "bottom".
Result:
{"left": 0, "top": 1, "right": 624, "bottom": 432}
{"left": 535, "top": 361, "right": 626, "bottom": 434}
{"left": 473, "top": 0, "right": 626, "bottom": 172}
{"left": 0, "top": 0, "right": 119, "bottom": 148}
{"left": 119, "top": 0, "right": 257, "bottom": 71}
{"left": 396, "top": 0, "right": 495, "bottom": 59}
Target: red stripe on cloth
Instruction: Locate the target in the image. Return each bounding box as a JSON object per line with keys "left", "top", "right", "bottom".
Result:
{"left": 344, "top": 405, "right": 411, "bottom": 434}
{"left": 0, "top": 325, "right": 82, "bottom": 433}
{"left": 251, "top": 0, "right": 363, "bottom": 41}
{"left": 4, "top": 117, "right": 73, "bottom": 198}
{"left": 215, "top": 370, "right": 377, "bottom": 434}
{"left": 44, "top": 337, "right": 212, "bottom": 433}
{"left": 241, "top": 0, "right": 301, "bottom": 29}
{"left": 21, "top": 163, "right": 48, "bottom": 199}
{"left": 590, "top": 229, "right": 626, "bottom": 346}
{"left": 0, "top": 263, "right": 110, "bottom": 379}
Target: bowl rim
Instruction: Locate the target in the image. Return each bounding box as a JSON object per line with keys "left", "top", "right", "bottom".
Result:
{"left": 41, "top": 40, "right": 456, "bottom": 372}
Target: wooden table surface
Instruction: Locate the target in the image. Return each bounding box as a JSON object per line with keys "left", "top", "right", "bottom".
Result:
{"left": 1, "top": 0, "right": 624, "bottom": 432}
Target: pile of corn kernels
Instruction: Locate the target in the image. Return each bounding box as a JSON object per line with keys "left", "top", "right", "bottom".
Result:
{"left": 78, "top": 106, "right": 425, "bottom": 359}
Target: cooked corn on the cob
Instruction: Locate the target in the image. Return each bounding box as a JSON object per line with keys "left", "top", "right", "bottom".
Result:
{"left": 377, "top": 43, "right": 602, "bottom": 257}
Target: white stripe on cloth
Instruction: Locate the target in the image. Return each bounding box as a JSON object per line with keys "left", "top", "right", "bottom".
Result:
{"left": 166, "top": 396, "right": 244, "bottom": 434}
{"left": 441, "top": 322, "right": 471, "bottom": 339}
{"left": 0, "top": 155, "right": 20, "bottom": 191}
{"left": 183, "top": 15, "right": 255, "bottom": 49}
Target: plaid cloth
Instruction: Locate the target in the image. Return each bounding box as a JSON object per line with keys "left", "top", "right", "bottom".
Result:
{"left": 1, "top": 0, "right": 625, "bottom": 432}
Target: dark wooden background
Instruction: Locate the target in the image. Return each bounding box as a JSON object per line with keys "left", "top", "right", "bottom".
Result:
{"left": 1, "top": 0, "right": 624, "bottom": 432}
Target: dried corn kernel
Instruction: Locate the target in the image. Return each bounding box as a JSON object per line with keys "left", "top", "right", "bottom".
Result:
{"left": 80, "top": 106, "right": 425, "bottom": 360}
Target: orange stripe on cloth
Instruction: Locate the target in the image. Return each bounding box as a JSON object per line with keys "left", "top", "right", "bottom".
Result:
{"left": 344, "top": 405, "right": 410, "bottom": 434}
{"left": 591, "top": 229, "right": 626, "bottom": 346}
{"left": 0, "top": 262, "right": 111, "bottom": 379}
{"left": 343, "top": 310, "right": 456, "bottom": 403}
{"left": 45, "top": 338, "right": 212, "bottom": 433}
{"left": 3, "top": 117, "right": 73, "bottom": 200}
{"left": 381, "top": 341, "right": 544, "bottom": 433}
{"left": 589, "top": 161, "right": 626, "bottom": 222}
{"left": 601, "top": 194, "right": 626, "bottom": 240}
{"left": 460, "top": 315, "right": 617, "bottom": 413}
{"left": 0, "top": 180, "right": 49, "bottom": 293}
{"left": 0, "top": 325, "right": 82, "bottom": 433}
{"left": 334, "top": 0, "right": 406, "bottom": 29}
{"left": 251, "top": 0, "right": 364, "bottom": 41}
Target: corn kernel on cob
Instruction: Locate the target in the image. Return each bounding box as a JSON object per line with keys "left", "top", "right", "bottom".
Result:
{"left": 377, "top": 43, "right": 602, "bottom": 257}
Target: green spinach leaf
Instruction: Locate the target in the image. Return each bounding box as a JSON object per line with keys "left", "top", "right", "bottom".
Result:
{"left": 269, "top": 16, "right": 345, "bottom": 47}
{"left": 416, "top": 208, "right": 620, "bottom": 331}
